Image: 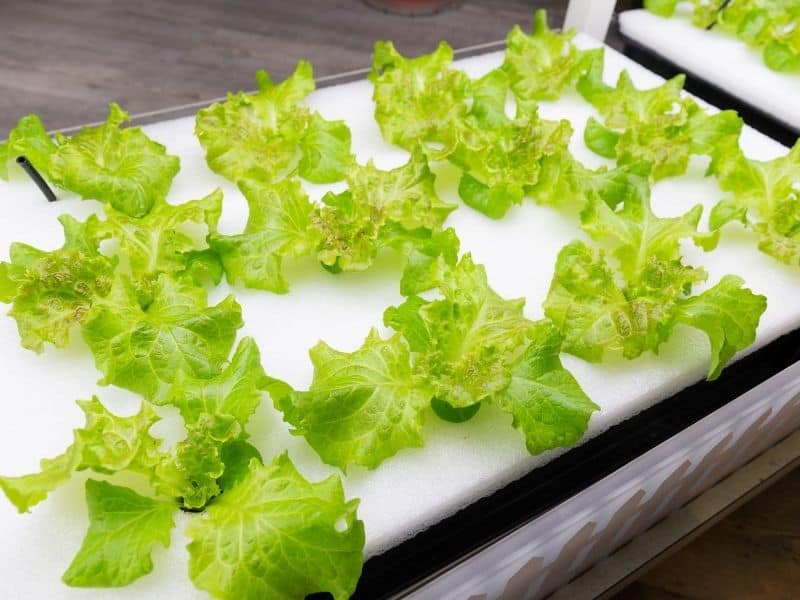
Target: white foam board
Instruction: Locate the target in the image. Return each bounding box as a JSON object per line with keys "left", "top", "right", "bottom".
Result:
{"left": 619, "top": 8, "right": 800, "bottom": 132}
{"left": 0, "top": 34, "right": 794, "bottom": 598}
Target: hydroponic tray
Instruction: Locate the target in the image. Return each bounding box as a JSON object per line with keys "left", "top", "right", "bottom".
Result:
{"left": 618, "top": 8, "right": 800, "bottom": 139}
{"left": 0, "top": 33, "right": 796, "bottom": 599}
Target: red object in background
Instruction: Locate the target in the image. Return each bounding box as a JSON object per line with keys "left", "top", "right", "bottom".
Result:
{"left": 363, "top": 0, "right": 461, "bottom": 15}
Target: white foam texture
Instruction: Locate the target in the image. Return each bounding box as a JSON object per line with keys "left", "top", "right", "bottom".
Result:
{"left": 0, "top": 34, "right": 794, "bottom": 599}
{"left": 619, "top": 8, "right": 800, "bottom": 132}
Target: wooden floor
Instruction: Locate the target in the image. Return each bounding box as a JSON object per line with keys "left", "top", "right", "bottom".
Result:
{"left": 0, "top": 0, "right": 567, "bottom": 132}
{"left": 1, "top": 1, "right": 797, "bottom": 597}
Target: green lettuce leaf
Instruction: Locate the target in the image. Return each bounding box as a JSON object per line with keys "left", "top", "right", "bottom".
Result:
{"left": 164, "top": 337, "right": 267, "bottom": 428}
{"left": 82, "top": 274, "right": 243, "bottom": 402}
{"left": 449, "top": 87, "right": 573, "bottom": 218}
{"left": 0, "top": 397, "right": 164, "bottom": 513}
{"left": 675, "top": 275, "right": 766, "bottom": 379}
{"left": 0, "top": 437, "right": 82, "bottom": 513}
{"left": 544, "top": 182, "right": 765, "bottom": 377}
{"left": 90, "top": 189, "right": 222, "bottom": 291}
{"left": 385, "top": 254, "right": 531, "bottom": 408}
{"left": 155, "top": 412, "right": 241, "bottom": 510}
{"left": 186, "top": 453, "right": 364, "bottom": 600}
{"left": 369, "top": 40, "right": 469, "bottom": 157}
{"left": 2, "top": 106, "right": 179, "bottom": 215}
{"left": 710, "top": 140, "right": 800, "bottom": 266}
{"left": 717, "top": 0, "right": 800, "bottom": 72}
{"left": 645, "top": 0, "right": 728, "bottom": 28}
{"left": 502, "top": 9, "right": 603, "bottom": 101}
{"left": 210, "top": 178, "right": 318, "bottom": 293}
{"left": 314, "top": 149, "right": 456, "bottom": 271}
{"left": 578, "top": 64, "right": 742, "bottom": 179}
{"left": 195, "top": 63, "right": 352, "bottom": 184}
{"left": 278, "top": 329, "right": 430, "bottom": 471}
{"left": 0, "top": 114, "right": 58, "bottom": 180}
{"left": 494, "top": 320, "right": 598, "bottom": 454}
{"left": 386, "top": 253, "right": 596, "bottom": 450}
{"left": 0, "top": 214, "right": 116, "bottom": 352}
{"left": 75, "top": 396, "right": 164, "bottom": 477}
{"left": 62, "top": 480, "right": 174, "bottom": 587}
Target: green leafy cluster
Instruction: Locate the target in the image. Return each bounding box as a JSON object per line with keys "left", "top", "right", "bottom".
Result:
{"left": 644, "top": 0, "right": 729, "bottom": 28}
{"left": 0, "top": 9, "right": 773, "bottom": 598}
{"left": 578, "top": 57, "right": 743, "bottom": 180}
{"left": 709, "top": 139, "right": 800, "bottom": 266}
{"left": 195, "top": 62, "right": 353, "bottom": 184}
{"left": 0, "top": 103, "right": 180, "bottom": 217}
{"left": 0, "top": 332, "right": 365, "bottom": 596}
{"left": 272, "top": 253, "right": 598, "bottom": 470}
{"left": 647, "top": 0, "right": 800, "bottom": 71}
{"left": 211, "top": 149, "right": 459, "bottom": 292}
{"left": 1, "top": 75, "right": 368, "bottom": 599}
{"left": 502, "top": 9, "right": 604, "bottom": 102}
{"left": 543, "top": 168, "right": 766, "bottom": 379}
{"left": 369, "top": 11, "right": 592, "bottom": 218}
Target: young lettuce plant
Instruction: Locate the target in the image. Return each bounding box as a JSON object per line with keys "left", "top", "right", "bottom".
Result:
{"left": 272, "top": 253, "right": 598, "bottom": 470}
{"left": 0, "top": 339, "right": 366, "bottom": 599}
{"left": 577, "top": 56, "right": 742, "bottom": 180}
{"left": 447, "top": 69, "right": 574, "bottom": 218}
{"left": 644, "top": 0, "right": 729, "bottom": 28}
{"left": 0, "top": 104, "right": 180, "bottom": 217}
{"left": 544, "top": 168, "right": 766, "bottom": 379}
{"left": 718, "top": 0, "right": 800, "bottom": 71}
{"left": 210, "top": 149, "right": 459, "bottom": 292}
{"left": 502, "top": 9, "right": 603, "bottom": 102}
{"left": 646, "top": 0, "right": 800, "bottom": 71}
{"left": 195, "top": 63, "right": 353, "bottom": 185}
{"left": 369, "top": 39, "right": 470, "bottom": 158}
{"left": 0, "top": 214, "right": 116, "bottom": 352}
{"left": 709, "top": 139, "right": 800, "bottom": 266}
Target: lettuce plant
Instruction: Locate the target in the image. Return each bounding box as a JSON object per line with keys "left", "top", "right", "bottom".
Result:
{"left": 0, "top": 104, "right": 180, "bottom": 217}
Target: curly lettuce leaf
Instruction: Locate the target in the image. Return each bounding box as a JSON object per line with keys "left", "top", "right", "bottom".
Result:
{"left": 544, "top": 187, "right": 766, "bottom": 378}
{"left": 186, "top": 453, "right": 364, "bottom": 600}
{"left": 0, "top": 214, "right": 116, "bottom": 352}
{"left": 195, "top": 63, "right": 352, "bottom": 184}
{"left": 579, "top": 181, "right": 716, "bottom": 286}
{"left": 164, "top": 337, "right": 266, "bottom": 428}
{"left": 82, "top": 274, "right": 243, "bottom": 402}
{"left": 210, "top": 178, "right": 318, "bottom": 293}
{"left": 0, "top": 437, "right": 82, "bottom": 513}
{"left": 578, "top": 64, "right": 742, "bottom": 179}
{"left": 91, "top": 189, "right": 222, "bottom": 289}
{"left": 314, "top": 149, "right": 456, "bottom": 271}
{"left": 155, "top": 413, "right": 241, "bottom": 509}
{"left": 0, "top": 114, "right": 58, "bottom": 180}
{"left": 278, "top": 329, "right": 430, "bottom": 471}
{"left": 645, "top": 0, "right": 728, "bottom": 28}
{"left": 62, "top": 480, "right": 174, "bottom": 587}
{"left": 48, "top": 103, "right": 180, "bottom": 217}
{"left": 710, "top": 140, "right": 800, "bottom": 266}
{"left": 450, "top": 80, "right": 573, "bottom": 218}
{"left": 675, "top": 275, "right": 766, "bottom": 379}
{"left": 718, "top": 0, "right": 800, "bottom": 72}
{"left": 385, "top": 254, "right": 531, "bottom": 408}
{"left": 494, "top": 320, "right": 598, "bottom": 454}
{"left": 369, "top": 40, "right": 469, "bottom": 157}
{"left": 0, "top": 397, "right": 164, "bottom": 513}
{"left": 502, "top": 9, "right": 603, "bottom": 101}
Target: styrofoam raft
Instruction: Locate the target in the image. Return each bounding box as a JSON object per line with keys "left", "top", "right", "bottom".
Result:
{"left": 619, "top": 8, "right": 800, "bottom": 132}
{"left": 0, "top": 34, "right": 794, "bottom": 598}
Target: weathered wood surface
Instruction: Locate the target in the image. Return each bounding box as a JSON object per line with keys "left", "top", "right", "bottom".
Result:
{"left": 0, "top": 0, "right": 572, "bottom": 131}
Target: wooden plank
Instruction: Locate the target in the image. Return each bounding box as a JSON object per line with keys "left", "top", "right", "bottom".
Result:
{"left": 0, "top": 0, "right": 564, "bottom": 131}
